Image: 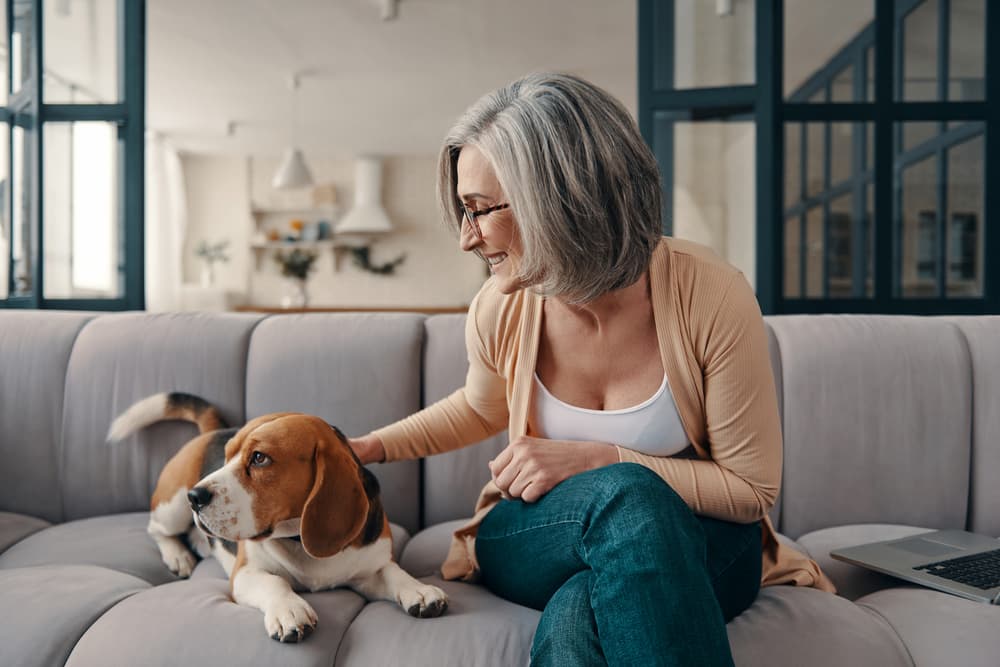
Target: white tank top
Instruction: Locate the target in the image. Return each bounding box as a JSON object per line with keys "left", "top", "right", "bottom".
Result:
{"left": 532, "top": 373, "right": 690, "bottom": 456}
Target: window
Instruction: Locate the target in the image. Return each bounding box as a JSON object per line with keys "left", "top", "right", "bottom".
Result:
{"left": 640, "top": 0, "right": 996, "bottom": 314}
{"left": 0, "top": 0, "right": 145, "bottom": 310}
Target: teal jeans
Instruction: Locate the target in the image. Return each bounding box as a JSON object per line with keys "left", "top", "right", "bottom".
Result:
{"left": 475, "top": 463, "right": 762, "bottom": 667}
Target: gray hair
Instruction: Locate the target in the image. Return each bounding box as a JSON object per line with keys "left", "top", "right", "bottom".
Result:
{"left": 437, "top": 72, "right": 663, "bottom": 304}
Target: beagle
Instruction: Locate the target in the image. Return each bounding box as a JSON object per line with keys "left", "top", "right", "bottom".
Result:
{"left": 108, "top": 392, "right": 448, "bottom": 642}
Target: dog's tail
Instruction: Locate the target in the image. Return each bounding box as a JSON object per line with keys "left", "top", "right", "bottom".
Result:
{"left": 107, "top": 392, "right": 227, "bottom": 442}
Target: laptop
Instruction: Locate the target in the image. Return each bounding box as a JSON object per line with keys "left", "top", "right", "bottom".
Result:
{"left": 830, "top": 530, "right": 1000, "bottom": 604}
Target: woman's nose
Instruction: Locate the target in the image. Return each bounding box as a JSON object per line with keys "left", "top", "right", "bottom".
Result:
{"left": 459, "top": 217, "right": 480, "bottom": 252}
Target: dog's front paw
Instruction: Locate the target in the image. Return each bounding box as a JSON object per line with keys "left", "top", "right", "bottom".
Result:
{"left": 399, "top": 583, "right": 449, "bottom": 618}
{"left": 160, "top": 542, "right": 197, "bottom": 578}
{"left": 264, "top": 595, "right": 318, "bottom": 643}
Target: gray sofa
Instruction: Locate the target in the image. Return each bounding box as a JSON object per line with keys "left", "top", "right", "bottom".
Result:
{"left": 1, "top": 310, "right": 997, "bottom": 666}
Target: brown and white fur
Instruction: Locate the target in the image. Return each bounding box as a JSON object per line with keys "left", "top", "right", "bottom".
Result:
{"left": 108, "top": 392, "right": 448, "bottom": 642}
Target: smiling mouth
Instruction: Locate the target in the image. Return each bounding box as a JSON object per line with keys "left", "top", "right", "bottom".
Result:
{"left": 486, "top": 253, "right": 507, "bottom": 267}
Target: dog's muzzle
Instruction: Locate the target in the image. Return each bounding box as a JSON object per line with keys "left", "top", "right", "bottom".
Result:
{"left": 187, "top": 486, "right": 214, "bottom": 511}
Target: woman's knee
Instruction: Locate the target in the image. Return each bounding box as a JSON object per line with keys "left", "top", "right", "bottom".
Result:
{"left": 584, "top": 463, "right": 689, "bottom": 517}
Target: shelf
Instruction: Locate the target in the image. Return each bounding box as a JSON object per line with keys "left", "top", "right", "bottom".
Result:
{"left": 250, "top": 206, "right": 338, "bottom": 217}
{"left": 250, "top": 240, "right": 341, "bottom": 250}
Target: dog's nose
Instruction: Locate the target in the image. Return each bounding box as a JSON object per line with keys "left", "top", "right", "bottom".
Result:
{"left": 187, "top": 487, "right": 213, "bottom": 511}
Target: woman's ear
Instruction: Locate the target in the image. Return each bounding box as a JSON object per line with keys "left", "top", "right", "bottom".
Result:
{"left": 300, "top": 434, "right": 370, "bottom": 558}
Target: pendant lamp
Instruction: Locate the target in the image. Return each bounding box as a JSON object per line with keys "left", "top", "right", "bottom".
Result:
{"left": 272, "top": 73, "right": 314, "bottom": 189}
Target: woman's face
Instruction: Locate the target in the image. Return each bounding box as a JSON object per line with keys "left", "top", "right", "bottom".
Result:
{"left": 456, "top": 145, "right": 525, "bottom": 294}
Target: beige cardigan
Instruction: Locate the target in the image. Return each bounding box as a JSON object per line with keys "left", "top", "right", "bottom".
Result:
{"left": 374, "top": 237, "right": 835, "bottom": 592}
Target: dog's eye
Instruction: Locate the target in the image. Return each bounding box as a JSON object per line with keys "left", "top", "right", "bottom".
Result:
{"left": 250, "top": 451, "right": 271, "bottom": 467}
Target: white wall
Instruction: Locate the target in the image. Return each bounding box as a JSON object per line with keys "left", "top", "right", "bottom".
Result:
{"left": 671, "top": 122, "right": 756, "bottom": 288}
{"left": 181, "top": 154, "right": 486, "bottom": 308}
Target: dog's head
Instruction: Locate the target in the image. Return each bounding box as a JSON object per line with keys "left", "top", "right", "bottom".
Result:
{"left": 189, "top": 413, "right": 371, "bottom": 558}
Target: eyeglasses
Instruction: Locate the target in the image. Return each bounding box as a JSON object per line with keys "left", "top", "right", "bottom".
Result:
{"left": 460, "top": 202, "right": 510, "bottom": 240}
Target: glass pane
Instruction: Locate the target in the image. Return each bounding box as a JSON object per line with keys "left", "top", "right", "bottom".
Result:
{"left": 0, "top": 5, "right": 7, "bottom": 105}
{"left": 949, "top": 0, "right": 985, "bottom": 100}
{"left": 899, "top": 0, "right": 939, "bottom": 101}
{"left": 11, "top": 125, "right": 31, "bottom": 296}
{"left": 673, "top": 0, "right": 754, "bottom": 89}
{"left": 828, "top": 193, "right": 857, "bottom": 298}
{"left": 43, "top": 122, "right": 121, "bottom": 299}
{"left": 946, "top": 131, "right": 984, "bottom": 297}
{"left": 866, "top": 183, "right": 874, "bottom": 297}
{"left": 44, "top": 0, "right": 119, "bottom": 103}
{"left": 897, "top": 155, "right": 939, "bottom": 298}
{"left": 830, "top": 122, "right": 857, "bottom": 187}
{"left": 11, "top": 0, "right": 35, "bottom": 96}
{"left": 902, "top": 122, "right": 939, "bottom": 153}
{"left": 785, "top": 124, "right": 801, "bottom": 209}
{"left": 866, "top": 122, "right": 874, "bottom": 171}
{"left": 0, "top": 124, "right": 8, "bottom": 299}
{"left": 865, "top": 46, "right": 874, "bottom": 101}
{"left": 785, "top": 1, "right": 873, "bottom": 100}
{"left": 670, "top": 120, "right": 756, "bottom": 286}
{"left": 806, "top": 123, "right": 825, "bottom": 197}
{"left": 784, "top": 216, "right": 801, "bottom": 298}
{"left": 830, "top": 66, "right": 854, "bottom": 102}
{"left": 805, "top": 206, "right": 824, "bottom": 297}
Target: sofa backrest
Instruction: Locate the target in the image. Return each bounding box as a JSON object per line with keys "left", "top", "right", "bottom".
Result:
{"left": 944, "top": 316, "right": 1000, "bottom": 537}
{"left": 1, "top": 310, "right": 992, "bottom": 541}
{"left": 244, "top": 313, "right": 424, "bottom": 534}
{"left": 769, "top": 315, "right": 972, "bottom": 538}
{"left": 0, "top": 311, "right": 95, "bottom": 522}
{"left": 60, "top": 312, "right": 263, "bottom": 520}
{"left": 421, "top": 315, "right": 507, "bottom": 526}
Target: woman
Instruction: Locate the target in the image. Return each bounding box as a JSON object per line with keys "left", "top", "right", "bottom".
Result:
{"left": 350, "top": 72, "right": 834, "bottom": 666}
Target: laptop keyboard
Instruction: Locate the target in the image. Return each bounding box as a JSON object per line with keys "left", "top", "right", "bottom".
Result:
{"left": 913, "top": 548, "right": 1000, "bottom": 590}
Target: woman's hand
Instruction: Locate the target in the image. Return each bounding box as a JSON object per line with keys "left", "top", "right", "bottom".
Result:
{"left": 348, "top": 434, "right": 386, "bottom": 465}
{"left": 489, "top": 436, "right": 619, "bottom": 503}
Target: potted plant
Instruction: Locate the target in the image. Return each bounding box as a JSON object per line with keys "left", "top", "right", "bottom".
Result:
{"left": 274, "top": 248, "right": 318, "bottom": 308}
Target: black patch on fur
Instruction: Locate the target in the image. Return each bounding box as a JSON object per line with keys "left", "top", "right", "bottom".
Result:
{"left": 167, "top": 392, "right": 230, "bottom": 429}
{"left": 200, "top": 427, "right": 239, "bottom": 480}
{"left": 358, "top": 465, "right": 385, "bottom": 545}
{"left": 207, "top": 535, "right": 239, "bottom": 556}
{"left": 328, "top": 422, "right": 386, "bottom": 545}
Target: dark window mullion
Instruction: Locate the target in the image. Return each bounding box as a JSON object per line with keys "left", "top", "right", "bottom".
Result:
{"left": 876, "top": 0, "right": 895, "bottom": 303}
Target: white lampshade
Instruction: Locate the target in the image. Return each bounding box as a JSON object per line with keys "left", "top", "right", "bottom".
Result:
{"left": 271, "top": 147, "right": 314, "bottom": 189}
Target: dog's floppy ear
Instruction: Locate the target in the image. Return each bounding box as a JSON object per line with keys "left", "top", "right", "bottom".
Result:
{"left": 300, "top": 432, "right": 370, "bottom": 558}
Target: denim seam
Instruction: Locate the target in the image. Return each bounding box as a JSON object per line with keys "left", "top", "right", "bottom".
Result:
{"left": 476, "top": 518, "right": 585, "bottom": 542}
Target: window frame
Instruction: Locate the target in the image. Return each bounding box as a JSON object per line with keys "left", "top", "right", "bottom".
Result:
{"left": 639, "top": 0, "right": 998, "bottom": 315}
{"left": 1, "top": 0, "right": 145, "bottom": 310}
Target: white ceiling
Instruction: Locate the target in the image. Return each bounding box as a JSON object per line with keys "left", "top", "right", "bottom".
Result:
{"left": 148, "top": 0, "right": 638, "bottom": 157}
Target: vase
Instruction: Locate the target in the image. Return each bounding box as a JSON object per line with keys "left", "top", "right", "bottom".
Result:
{"left": 199, "top": 262, "right": 216, "bottom": 288}
{"left": 280, "top": 278, "right": 309, "bottom": 309}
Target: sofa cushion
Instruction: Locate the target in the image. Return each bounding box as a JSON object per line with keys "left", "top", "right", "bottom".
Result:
{"left": 769, "top": 315, "right": 971, "bottom": 537}
{"left": 60, "top": 312, "right": 264, "bottom": 520}
{"left": 727, "top": 585, "right": 911, "bottom": 666}
{"left": 0, "top": 565, "right": 149, "bottom": 667}
{"left": 336, "top": 575, "right": 539, "bottom": 667}
{"left": 422, "top": 314, "right": 508, "bottom": 526}
{"left": 856, "top": 586, "right": 1000, "bottom": 667}
{"left": 65, "top": 577, "right": 365, "bottom": 667}
{"left": 0, "top": 511, "right": 50, "bottom": 555}
{"left": 796, "top": 524, "right": 934, "bottom": 600}
{"left": 245, "top": 313, "right": 424, "bottom": 534}
{"left": 400, "top": 519, "right": 468, "bottom": 578}
{"left": 945, "top": 316, "right": 1000, "bottom": 537}
{"left": 0, "top": 311, "right": 95, "bottom": 522}
{"left": 0, "top": 512, "right": 178, "bottom": 586}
